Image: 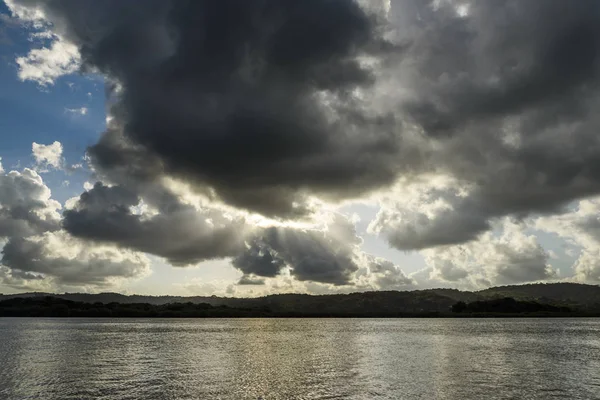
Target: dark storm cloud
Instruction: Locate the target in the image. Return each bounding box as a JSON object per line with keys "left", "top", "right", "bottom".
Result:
{"left": 63, "top": 183, "right": 247, "bottom": 265}
{"left": 233, "top": 214, "right": 362, "bottom": 285}
{"left": 5, "top": 0, "right": 416, "bottom": 285}
{"left": 65, "top": 183, "right": 365, "bottom": 285}
{"left": 12, "top": 0, "right": 600, "bottom": 261}
{"left": 369, "top": 0, "right": 600, "bottom": 250}
{"left": 399, "top": 0, "right": 600, "bottom": 133}
{"left": 232, "top": 236, "right": 285, "bottom": 278}
{"left": 15, "top": 0, "right": 401, "bottom": 217}
{"left": 237, "top": 275, "right": 266, "bottom": 286}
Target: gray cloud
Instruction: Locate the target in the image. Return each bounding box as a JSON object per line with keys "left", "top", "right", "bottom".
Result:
{"left": 1, "top": 232, "right": 149, "bottom": 287}
{"left": 367, "top": 257, "right": 414, "bottom": 289}
{"left": 11, "top": 0, "right": 600, "bottom": 227}
{"left": 369, "top": 180, "right": 490, "bottom": 250}
{"left": 0, "top": 168, "right": 61, "bottom": 238}
{"left": 371, "top": 0, "right": 600, "bottom": 250}
{"left": 536, "top": 199, "right": 600, "bottom": 283}
{"left": 64, "top": 181, "right": 404, "bottom": 286}
{"left": 428, "top": 259, "right": 469, "bottom": 283}
{"left": 10, "top": 0, "right": 600, "bottom": 290}
{"left": 489, "top": 242, "right": 557, "bottom": 285}
{"left": 10, "top": 0, "right": 403, "bottom": 218}
{"left": 237, "top": 275, "right": 266, "bottom": 286}
{"left": 63, "top": 182, "right": 248, "bottom": 266}
{"left": 232, "top": 236, "right": 285, "bottom": 278}
{"left": 0, "top": 266, "right": 48, "bottom": 292}
{"left": 233, "top": 214, "right": 363, "bottom": 285}
{"left": 398, "top": 0, "right": 600, "bottom": 133}
{"left": 420, "top": 220, "right": 557, "bottom": 287}
{"left": 0, "top": 165, "right": 150, "bottom": 290}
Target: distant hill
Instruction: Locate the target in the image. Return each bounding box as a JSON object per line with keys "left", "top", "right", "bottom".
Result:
{"left": 477, "top": 283, "right": 600, "bottom": 310}
{"left": 0, "top": 297, "right": 270, "bottom": 318}
{"left": 0, "top": 292, "right": 224, "bottom": 306}
{"left": 1, "top": 294, "right": 583, "bottom": 318}
{"left": 1, "top": 283, "right": 600, "bottom": 315}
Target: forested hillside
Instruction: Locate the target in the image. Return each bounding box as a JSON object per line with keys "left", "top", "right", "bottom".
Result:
{"left": 2, "top": 283, "right": 600, "bottom": 316}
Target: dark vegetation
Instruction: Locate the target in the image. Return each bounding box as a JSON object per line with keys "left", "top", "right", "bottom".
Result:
{"left": 0, "top": 297, "right": 271, "bottom": 318}
{"left": 1, "top": 283, "right": 599, "bottom": 318}
{"left": 450, "top": 297, "right": 571, "bottom": 316}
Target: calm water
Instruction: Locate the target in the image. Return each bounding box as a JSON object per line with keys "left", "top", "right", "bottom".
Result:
{"left": 0, "top": 318, "right": 599, "bottom": 399}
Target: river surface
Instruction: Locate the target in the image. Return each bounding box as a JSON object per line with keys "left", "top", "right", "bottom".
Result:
{"left": 0, "top": 318, "right": 599, "bottom": 399}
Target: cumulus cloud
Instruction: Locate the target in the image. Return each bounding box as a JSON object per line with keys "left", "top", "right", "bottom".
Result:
{"left": 63, "top": 182, "right": 249, "bottom": 266}
{"left": 16, "top": 35, "right": 80, "bottom": 86}
{"left": 0, "top": 165, "right": 151, "bottom": 291}
{"left": 536, "top": 198, "right": 600, "bottom": 283}
{"left": 32, "top": 141, "right": 63, "bottom": 171}
{"left": 63, "top": 182, "right": 415, "bottom": 287}
{"left": 572, "top": 251, "right": 600, "bottom": 284}
{"left": 9, "top": 0, "right": 600, "bottom": 291}
{"left": 365, "top": 256, "right": 414, "bottom": 290}
{"left": 484, "top": 224, "right": 557, "bottom": 285}
{"left": 420, "top": 220, "right": 558, "bottom": 287}
{"left": 0, "top": 168, "right": 61, "bottom": 237}
{"left": 2, "top": 231, "right": 150, "bottom": 287}
{"left": 87, "top": 1, "right": 600, "bottom": 232}
{"left": 63, "top": 186, "right": 375, "bottom": 285}
{"left": 8, "top": 0, "right": 600, "bottom": 222}
{"left": 232, "top": 213, "right": 414, "bottom": 288}
{"left": 0, "top": 265, "right": 53, "bottom": 292}
{"left": 4, "top": 0, "right": 81, "bottom": 85}
{"left": 371, "top": 0, "right": 600, "bottom": 248}
{"left": 231, "top": 214, "right": 364, "bottom": 285}
{"left": 369, "top": 176, "right": 489, "bottom": 250}
{"left": 7, "top": 0, "right": 406, "bottom": 218}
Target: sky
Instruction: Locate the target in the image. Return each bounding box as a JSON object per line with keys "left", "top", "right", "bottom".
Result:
{"left": 0, "top": 0, "right": 599, "bottom": 296}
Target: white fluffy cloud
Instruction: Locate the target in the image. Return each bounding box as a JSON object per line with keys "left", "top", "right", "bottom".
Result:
{"left": 481, "top": 223, "right": 558, "bottom": 285}
{"left": 572, "top": 251, "right": 600, "bottom": 283}
{"left": 6, "top": 0, "right": 80, "bottom": 86}
{"left": 0, "top": 167, "right": 61, "bottom": 237}
{"left": 419, "top": 220, "right": 557, "bottom": 288}
{"left": 16, "top": 36, "right": 80, "bottom": 86}
{"left": 536, "top": 198, "right": 600, "bottom": 283}
{"left": 32, "top": 141, "right": 63, "bottom": 171}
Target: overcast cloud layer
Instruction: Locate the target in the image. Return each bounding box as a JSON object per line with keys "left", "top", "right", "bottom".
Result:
{"left": 4, "top": 0, "right": 600, "bottom": 292}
